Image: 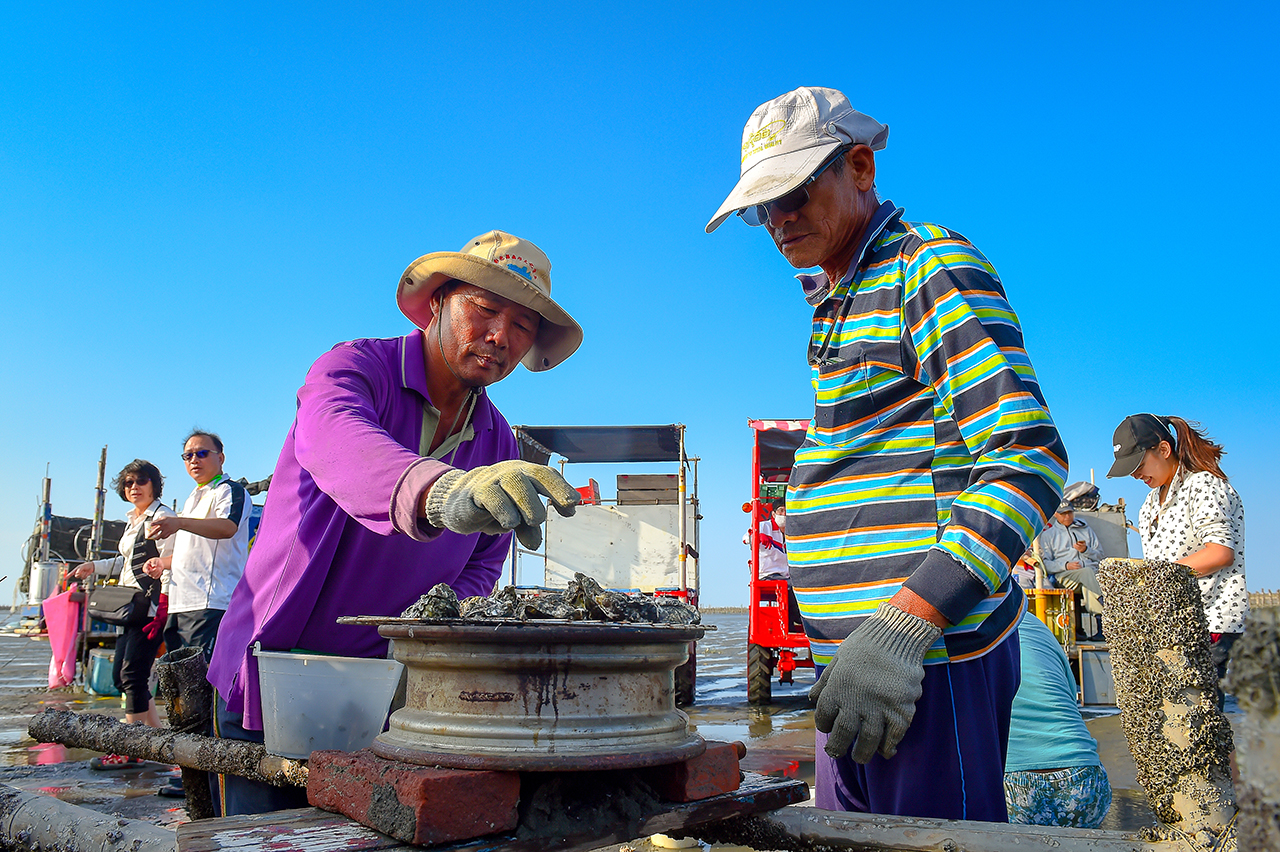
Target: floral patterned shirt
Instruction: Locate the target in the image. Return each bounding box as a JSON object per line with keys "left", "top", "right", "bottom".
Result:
{"left": 1138, "top": 468, "right": 1248, "bottom": 633}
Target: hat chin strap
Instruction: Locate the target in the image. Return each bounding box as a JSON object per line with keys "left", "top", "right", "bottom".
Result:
{"left": 437, "top": 298, "right": 465, "bottom": 386}
{"left": 433, "top": 297, "right": 478, "bottom": 466}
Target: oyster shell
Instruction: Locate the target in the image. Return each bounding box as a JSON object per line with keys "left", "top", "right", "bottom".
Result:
{"left": 401, "top": 583, "right": 460, "bottom": 619}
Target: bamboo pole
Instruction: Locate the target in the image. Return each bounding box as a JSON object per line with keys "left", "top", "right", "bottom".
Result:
{"left": 88, "top": 446, "right": 107, "bottom": 561}
{"left": 0, "top": 782, "right": 175, "bottom": 852}
{"left": 1032, "top": 536, "right": 1048, "bottom": 623}
{"left": 38, "top": 473, "right": 52, "bottom": 563}
{"left": 28, "top": 709, "right": 308, "bottom": 788}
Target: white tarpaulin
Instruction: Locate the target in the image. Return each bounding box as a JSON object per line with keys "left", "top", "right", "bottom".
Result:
{"left": 544, "top": 503, "right": 699, "bottom": 591}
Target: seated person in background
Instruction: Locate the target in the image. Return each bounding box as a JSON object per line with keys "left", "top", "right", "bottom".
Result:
{"left": 1037, "top": 501, "right": 1105, "bottom": 615}
{"left": 748, "top": 503, "right": 788, "bottom": 580}
{"left": 744, "top": 503, "right": 803, "bottom": 634}
{"left": 1005, "top": 611, "right": 1112, "bottom": 828}
{"left": 1010, "top": 540, "right": 1041, "bottom": 592}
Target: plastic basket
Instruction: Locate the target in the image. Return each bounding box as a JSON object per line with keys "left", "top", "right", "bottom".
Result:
{"left": 254, "top": 644, "right": 403, "bottom": 759}
{"left": 87, "top": 648, "right": 120, "bottom": 696}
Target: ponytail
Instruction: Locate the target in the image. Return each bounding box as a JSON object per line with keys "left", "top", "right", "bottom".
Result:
{"left": 1165, "top": 416, "right": 1228, "bottom": 481}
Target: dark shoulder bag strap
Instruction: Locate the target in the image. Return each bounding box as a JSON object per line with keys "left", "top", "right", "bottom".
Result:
{"left": 129, "top": 509, "right": 162, "bottom": 601}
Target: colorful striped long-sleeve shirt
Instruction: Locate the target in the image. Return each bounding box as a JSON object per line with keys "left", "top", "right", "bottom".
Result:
{"left": 787, "top": 201, "right": 1066, "bottom": 666}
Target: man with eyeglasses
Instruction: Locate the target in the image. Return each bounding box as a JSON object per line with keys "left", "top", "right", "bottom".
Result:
{"left": 145, "top": 430, "right": 253, "bottom": 665}
{"left": 205, "top": 230, "right": 583, "bottom": 815}
{"left": 142, "top": 430, "right": 253, "bottom": 798}
{"left": 708, "top": 87, "right": 1066, "bottom": 821}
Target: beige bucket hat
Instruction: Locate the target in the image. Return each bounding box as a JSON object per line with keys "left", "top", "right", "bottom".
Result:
{"left": 397, "top": 230, "right": 583, "bottom": 372}
{"left": 705, "top": 86, "right": 889, "bottom": 233}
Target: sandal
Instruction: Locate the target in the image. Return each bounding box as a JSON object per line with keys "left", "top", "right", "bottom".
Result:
{"left": 89, "top": 754, "right": 144, "bottom": 771}
{"left": 157, "top": 779, "right": 185, "bottom": 798}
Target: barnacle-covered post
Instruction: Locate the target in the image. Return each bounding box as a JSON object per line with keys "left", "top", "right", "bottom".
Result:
{"left": 1097, "top": 557, "right": 1237, "bottom": 849}
{"left": 155, "top": 645, "right": 214, "bottom": 819}
{"left": 1224, "top": 605, "right": 1279, "bottom": 851}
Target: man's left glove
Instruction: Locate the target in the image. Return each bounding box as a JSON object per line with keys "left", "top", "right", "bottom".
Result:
{"left": 143, "top": 594, "right": 168, "bottom": 642}
{"left": 808, "top": 602, "right": 942, "bottom": 763}
{"left": 425, "top": 460, "right": 580, "bottom": 550}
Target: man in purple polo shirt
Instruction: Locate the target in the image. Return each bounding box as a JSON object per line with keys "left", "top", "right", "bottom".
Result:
{"left": 207, "top": 230, "right": 583, "bottom": 814}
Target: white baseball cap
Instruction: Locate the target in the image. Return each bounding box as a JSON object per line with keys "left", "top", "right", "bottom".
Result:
{"left": 706, "top": 87, "right": 889, "bottom": 233}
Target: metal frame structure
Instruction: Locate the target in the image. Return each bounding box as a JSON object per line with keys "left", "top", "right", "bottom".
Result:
{"left": 511, "top": 424, "right": 698, "bottom": 597}
{"left": 511, "top": 424, "right": 700, "bottom": 706}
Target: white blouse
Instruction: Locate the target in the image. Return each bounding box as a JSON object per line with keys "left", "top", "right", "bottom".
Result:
{"left": 85, "top": 500, "right": 176, "bottom": 602}
{"left": 1138, "top": 468, "right": 1249, "bottom": 633}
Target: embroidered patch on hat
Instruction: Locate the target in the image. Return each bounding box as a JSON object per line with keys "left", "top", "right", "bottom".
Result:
{"left": 494, "top": 253, "right": 540, "bottom": 282}
{"left": 742, "top": 119, "right": 787, "bottom": 163}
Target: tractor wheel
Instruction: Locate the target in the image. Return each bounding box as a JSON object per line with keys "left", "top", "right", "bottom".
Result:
{"left": 747, "top": 643, "right": 773, "bottom": 706}
{"left": 674, "top": 641, "right": 697, "bottom": 707}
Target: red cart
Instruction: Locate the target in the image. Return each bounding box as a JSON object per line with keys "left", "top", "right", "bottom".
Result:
{"left": 745, "top": 419, "right": 813, "bottom": 705}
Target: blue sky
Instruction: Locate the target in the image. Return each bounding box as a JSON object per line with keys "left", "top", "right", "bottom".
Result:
{"left": 2, "top": 3, "right": 1277, "bottom": 609}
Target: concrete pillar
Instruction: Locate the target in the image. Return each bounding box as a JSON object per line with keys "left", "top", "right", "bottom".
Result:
{"left": 1224, "top": 606, "right": 1279, "bottom": 850}
{"left": 1097, "top": 557, "right": 1237, "bottom": 849}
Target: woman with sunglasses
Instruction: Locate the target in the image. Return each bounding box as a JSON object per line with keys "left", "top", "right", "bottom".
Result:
{"left": 71, "top": 459, "right": 177, "bottom": 767}
{"left": 1106, "top": 414, "right": 1249, "bottom": 706}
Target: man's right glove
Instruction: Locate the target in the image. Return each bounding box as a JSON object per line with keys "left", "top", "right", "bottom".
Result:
{"left": 425, "top": 460, "right": 580, "bottom": 550}
{"left": 808, "top": 601, "right": 943, "bottom": 763}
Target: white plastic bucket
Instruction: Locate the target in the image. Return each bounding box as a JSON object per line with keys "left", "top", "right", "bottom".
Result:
{"left": 254, "top": 644, "right": 404, "bottom": 759}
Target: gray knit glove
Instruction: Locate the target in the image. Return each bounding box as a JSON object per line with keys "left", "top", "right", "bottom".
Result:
{"left": 809, "top": 602, "right": 943, "bottom": 763}
{"left": 425, "top": 460, "right": 580, "bottom": 550}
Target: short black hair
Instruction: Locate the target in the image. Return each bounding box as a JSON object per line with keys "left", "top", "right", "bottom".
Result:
{"left": 112, "top": 459, "right": 164, "bottom": 502}
{"left": 184, "top": 430, "right": 224, "bottom": 453}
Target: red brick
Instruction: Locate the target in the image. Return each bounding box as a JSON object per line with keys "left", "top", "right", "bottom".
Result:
{"left": 642, "top": 740, "right": 744, "bottom": 802}
{"left": 307, "top": 749, "right": 520, "bottom": 844}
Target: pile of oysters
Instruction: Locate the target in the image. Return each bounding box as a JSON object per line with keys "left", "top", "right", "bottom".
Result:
{"left": 401, "top": 573, "right": 700, "bottom": 625}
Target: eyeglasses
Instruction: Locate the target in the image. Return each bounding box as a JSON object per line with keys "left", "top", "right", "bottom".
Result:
{"left": 123, "top": 478, "right": 150, "bottom": 488}
{"left": 181, "top": 449, "right": 214, "bottom": 461}
{"left": 737, "top": 147, "right": 849, "bottom": 227}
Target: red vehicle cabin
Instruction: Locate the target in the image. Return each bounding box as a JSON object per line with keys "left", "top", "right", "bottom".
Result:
{"left": 745, "top": 418, "right": 813, "bottom": 705}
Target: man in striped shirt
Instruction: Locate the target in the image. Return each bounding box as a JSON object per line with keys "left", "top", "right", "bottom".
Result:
{"left": 708, "top": 87, "right": 1066, "bottom": 821}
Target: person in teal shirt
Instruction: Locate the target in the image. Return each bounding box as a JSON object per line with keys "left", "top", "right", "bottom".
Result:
{"left": 1004, "top": 611, "right": 1112, "bottom": 827}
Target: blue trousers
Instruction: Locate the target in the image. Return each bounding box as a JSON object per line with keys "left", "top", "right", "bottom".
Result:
{"left": 210, "top": 691, "right": 309, "bottom": 816}
{"left": 815, "top": 631, "right": 1020, "bottom": 822}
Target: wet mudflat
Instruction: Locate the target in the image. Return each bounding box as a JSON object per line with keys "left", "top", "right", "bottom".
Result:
{"left": 0, "top": 611, "right": 1231, "bottom": 844}
{"left": 0, "top": 629, "right": 190, "bottom": 830}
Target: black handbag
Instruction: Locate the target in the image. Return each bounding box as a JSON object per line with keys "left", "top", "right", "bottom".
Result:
{"left": 86, "top": 510, "right": 161, "bottom": 627}
{"left": 87, "top": 584, "right": 150, "bottom": 626}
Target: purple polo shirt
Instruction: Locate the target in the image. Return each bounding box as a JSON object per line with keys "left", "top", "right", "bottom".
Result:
{"left": 207, "top": 330, "right": 517, "bottom": 730}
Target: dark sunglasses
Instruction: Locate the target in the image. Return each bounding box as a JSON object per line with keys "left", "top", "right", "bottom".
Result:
{"left": 737, "top": 146, "right": 850, "bottom": 227}
{"left": 181, "top": 449, "right": 214, "bottom": 461}
{"left": 122, "top": 477, "right": 150, "bottom": 488}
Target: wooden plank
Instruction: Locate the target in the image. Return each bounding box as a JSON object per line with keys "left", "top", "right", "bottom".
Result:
{"left": 618, "top": 474, "right": 678, "bottom": 490}
{"left": 177, "top": 772, "right": 807, "bottom": 852}
{"left": 698, "top": 804, "right": 1184, "bottom": 852}
{"left": 617, "top": 492, "right": 677, "bottom": 505}
{"left": 177, "top": 807, "right": 412, "bottom": 851}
